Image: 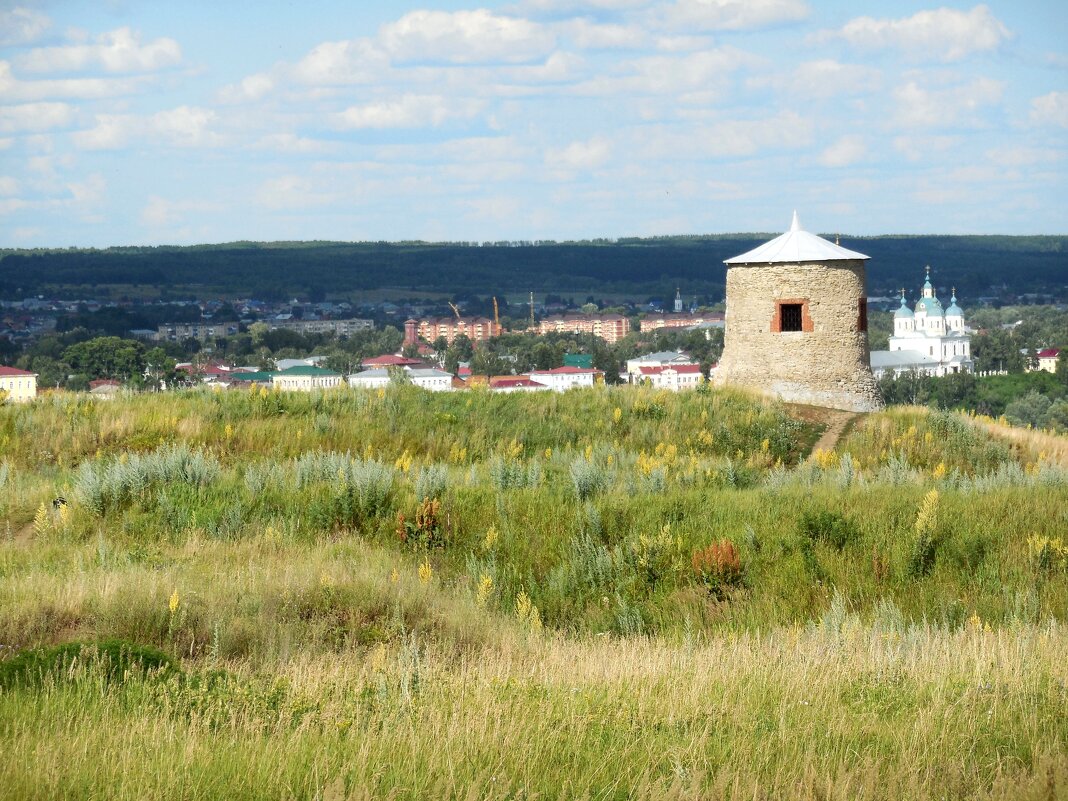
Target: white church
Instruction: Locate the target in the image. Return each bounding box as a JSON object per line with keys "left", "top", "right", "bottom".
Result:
{"left": 869, "top": 266, "right": 974, "bottom": 379}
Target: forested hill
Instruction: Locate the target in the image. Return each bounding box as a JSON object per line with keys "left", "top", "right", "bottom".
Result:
{"left": 1, "top": 234, "right": 1064, "bottom": 301}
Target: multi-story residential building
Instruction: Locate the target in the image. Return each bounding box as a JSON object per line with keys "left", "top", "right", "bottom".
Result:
{"left": 639, "top": 312, "right": 724, "bottom": 333}
{"left": 405, "top": 317, "right": 500, "bottom": 346}
{"left": 157, "top": 321, "right": 241, "bottom": 342}
{"left": 625, "top": 351, "right": 698, "bottom": 381}
{"left": 1034, "top": 348, "right": 1061, "bottom": 374}
{"left": 632, "top": 364, "right": 705, "bottom": 391}
{"left": 0, "top": 366, "right": 37, "bottom": 403}
{"left": 528, "top": 366, "right": 603, "bottom": 391}
{"left": 267, "top": 318, "right": 373, "bottom": 337}
{"left": 536, "top": 313, "right": 629, "bottom": 344}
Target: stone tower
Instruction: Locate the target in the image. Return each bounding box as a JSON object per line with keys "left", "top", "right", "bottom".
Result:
{"left": 714, "top": 212, "right": 882, "bottom": 412}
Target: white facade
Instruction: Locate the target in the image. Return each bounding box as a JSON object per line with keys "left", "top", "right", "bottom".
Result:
{"left": 870, "top": 267, "right": 974, "bottom": 379}
{"left": 407, "top": 368, "right": 454, "bottom": 391}
{"left": 0, "top": 367, "right": 37, "bottom": 403}
{"left": 635, "top": 365, "right": 704, "bottom": 391}
{"left": 349, "top": 366, "right": 453, "bottom": 391}
{"left": 348, "top": 368, "right": 392, "bottom": 390}
{"left": 272, "top": 367, "right": 342, "bottom": 391}
{"left": 625, "top": 351, "right": 699, "bottom": 384}
{"left": 527, "top": 367, "right": 601, "bottom": 391}
{"left": 1034, "top": 349, "right": 1061, "bottom": 374}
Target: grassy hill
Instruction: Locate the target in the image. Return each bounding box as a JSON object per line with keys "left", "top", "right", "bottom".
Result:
{"left": 2, "top": 386, "right": 1067, "bottom": 798}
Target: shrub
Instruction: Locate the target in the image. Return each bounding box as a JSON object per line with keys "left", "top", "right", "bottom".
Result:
{"left": 691, "top": 540, "right": 744, "bottom": 598}
{"left": 799, "top": 510, "right": 858, "bottom": 551}
{"left": 0, "top": 640, "right": 178, "bottom": 690}
{"left": 74, "top": 445, "right": 221, "bottom": 516}
{"left": 570, "top": 458, "right": 608, "bottom": 501}
{"left": 414, "top": 463, "right": 448, "bottom": 502}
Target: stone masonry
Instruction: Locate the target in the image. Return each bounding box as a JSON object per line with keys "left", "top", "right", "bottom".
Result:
{"left": 715, "top": 260, "right": 883, "bottom": 412}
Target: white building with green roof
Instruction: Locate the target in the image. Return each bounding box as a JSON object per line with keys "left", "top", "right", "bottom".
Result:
{"left": 870, "top": 266, "right": 973, "bottom": 379}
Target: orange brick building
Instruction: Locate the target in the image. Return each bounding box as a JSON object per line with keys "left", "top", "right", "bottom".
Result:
{"left": 405, "top": 317, "right": 500, "bottom": 346}
{"left": 536, "top": 313, "right": 630, "bottom": 344}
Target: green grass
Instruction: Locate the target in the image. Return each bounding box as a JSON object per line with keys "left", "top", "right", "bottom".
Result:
{"left": 2, "top": 386, "right": 1067, "bottom": 798}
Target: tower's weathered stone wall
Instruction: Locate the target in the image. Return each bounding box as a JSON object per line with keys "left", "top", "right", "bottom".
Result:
{"left": 714, "top": 260, "right": 883, "bottom": 412}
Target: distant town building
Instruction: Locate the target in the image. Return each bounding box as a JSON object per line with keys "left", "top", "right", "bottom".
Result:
{"left": 870, "top": 267, "right": 974, "bottom": 379}
{"left": 714, "top": 212, "right": 882, "bottom": 412}
{"left": 267, "top": 318, "right": 373, "bottom": 337}
{"left": 527, "top": 366, "right": 603, "bottom": 391}
{"left": 158, "top": 321, "right": 241, "bottom": 342}
{"left": 405, "top": 317, "right": 500, "bottom": 347}
{"left": 625, "top": 351, "right": 697, "bottom": 381}
{"left": 640, "top": 311, "right": 724, "bottom": 333}
{"left": 349, "top": 366, "right": 454, "bottom": 392}
{"left": 487, "top": 376, "right": 551, "bottom": 393}
{"left": 0, "top": 366, "right": 37, "bottom": 403}
{"left": 633, "top": 364, "right": 705, "bottom": 391}
{"left": 271, "top": 365, "right": 342, "bottom": 392}
{"left": 536, "top": 313, "right": 629, "bottom": 344}
{"left": 1033, "top": 348, "right": 1061, "bottom": 374}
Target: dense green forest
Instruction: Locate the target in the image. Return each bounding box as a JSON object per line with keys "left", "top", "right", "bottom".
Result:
{"left": 2, "top": 234, "right": 1065, "bottom": 301}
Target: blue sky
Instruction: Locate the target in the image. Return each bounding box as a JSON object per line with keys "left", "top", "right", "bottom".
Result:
{"left": 0, "top": 0, "right": 1065, "bottom": 246}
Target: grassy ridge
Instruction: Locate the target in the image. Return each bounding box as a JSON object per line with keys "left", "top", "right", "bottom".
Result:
{"left": 2, "top": 386, "right": 1068, "bottom": 798}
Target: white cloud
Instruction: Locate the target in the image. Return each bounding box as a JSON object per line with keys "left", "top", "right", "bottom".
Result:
{"left": 0, "top": 8, "right": 51, "bottom": 46}
{"left": 572, "top": 46, "right": 754, "bottom": 97}
{"left": 653, "top": 0, "right": 809, "bottom": 32}
{"left": 893, "top": 77, "right": 1004, "bottom": 128}
{"left": 817, "top": 5, "right": 1009, "bottom": 62}
{"left": 71, "top": 113, "right": 134, "bottom": 150}
{"left": 380, "top": 10, "right": 556, "bottom": 64}
{"left": 256, "top": 175, "right": 340, "bottom": 210}
{"left": 73, "top": 106, "right": 221, "bottom": 150}
{"left": 1029, "top": 92, "right": 1068, "bottom": 129}
{"left": 0, "top": 176, "right": 18, "bottom": 195}
{"left": 217, "top": 73, "right": 275, "bottom": 104}
{"left": 0, "top": 102, "right": 74, "bottom": 132}
{"left": 892, "top": 134, "right": 961, "bottom": 162}
{"left": 984, "top": 145, "right": 1064, "bottom": 167}
{"left": 818, "top": 134, "right": 866, "bottom": 167}
{"left": 637, "top": 110, "right": 814, "bottom": 160}
{"left": 253, "top": 133, "right": 334, "bottom": 154}
{"left": 140, "top": 195, "right": 220, "bottom": 227}
{"left": 515, "top": 0, "right": 651, "bottom": 13}
{"left": 336, "top": 94, "right": 484, "bottom": 129}
{"left": 558, "top": 19, "right": 648, "bottom": 49}
{"left": 151, "top": 106, "right": 220, "bottom": 146}
{"left": 545, "top": 136, "right": 612, "bottom": 170}
{"left": 292, "top": 39, "right": 389, "bottom": 85}
{"left": 67, "top": 173, "right": 106, "bottom": 206}
{"left": 16, "top": 27, "right": 182, "bottom": 74}
{"left": 752, "top": 59, "right": 882, "bottom": 98}
{"left": 0, "top": 60, "right": 155, "bottom": 101}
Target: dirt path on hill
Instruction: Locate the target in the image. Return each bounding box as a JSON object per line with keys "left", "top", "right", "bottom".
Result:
{"left": 785, "top": 404, "right": 863, "bottom": 455}
{"left": 811, "top": 411, "right": 860, "bottom": 453}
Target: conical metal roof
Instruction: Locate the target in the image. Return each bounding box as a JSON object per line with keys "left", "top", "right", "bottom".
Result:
{"left": 724, "top": 211, "right": 869, "bottom": 265}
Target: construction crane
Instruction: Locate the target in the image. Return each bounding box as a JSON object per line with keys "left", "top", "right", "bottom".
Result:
{"left": 448, "top": 302, "right": 462, "bottom": 320}
{"left": 492, "top": 297, "right": 500, "bottom": 330}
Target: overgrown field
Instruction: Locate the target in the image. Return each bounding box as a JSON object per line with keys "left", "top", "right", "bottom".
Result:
{"left": 2, "top": 386, "right": 1067, "bottom": 799}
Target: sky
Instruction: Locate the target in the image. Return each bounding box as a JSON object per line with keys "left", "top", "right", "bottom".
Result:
{"left": 0, "top": 0, "right": 1065, "bottom": 247}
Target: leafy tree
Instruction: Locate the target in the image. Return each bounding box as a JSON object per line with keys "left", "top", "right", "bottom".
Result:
{"left": 62, "top": 337, "right": 146, "bottom": 381}
{"left": 1005, "top": 391, "right": 1052, "bottom": 428}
